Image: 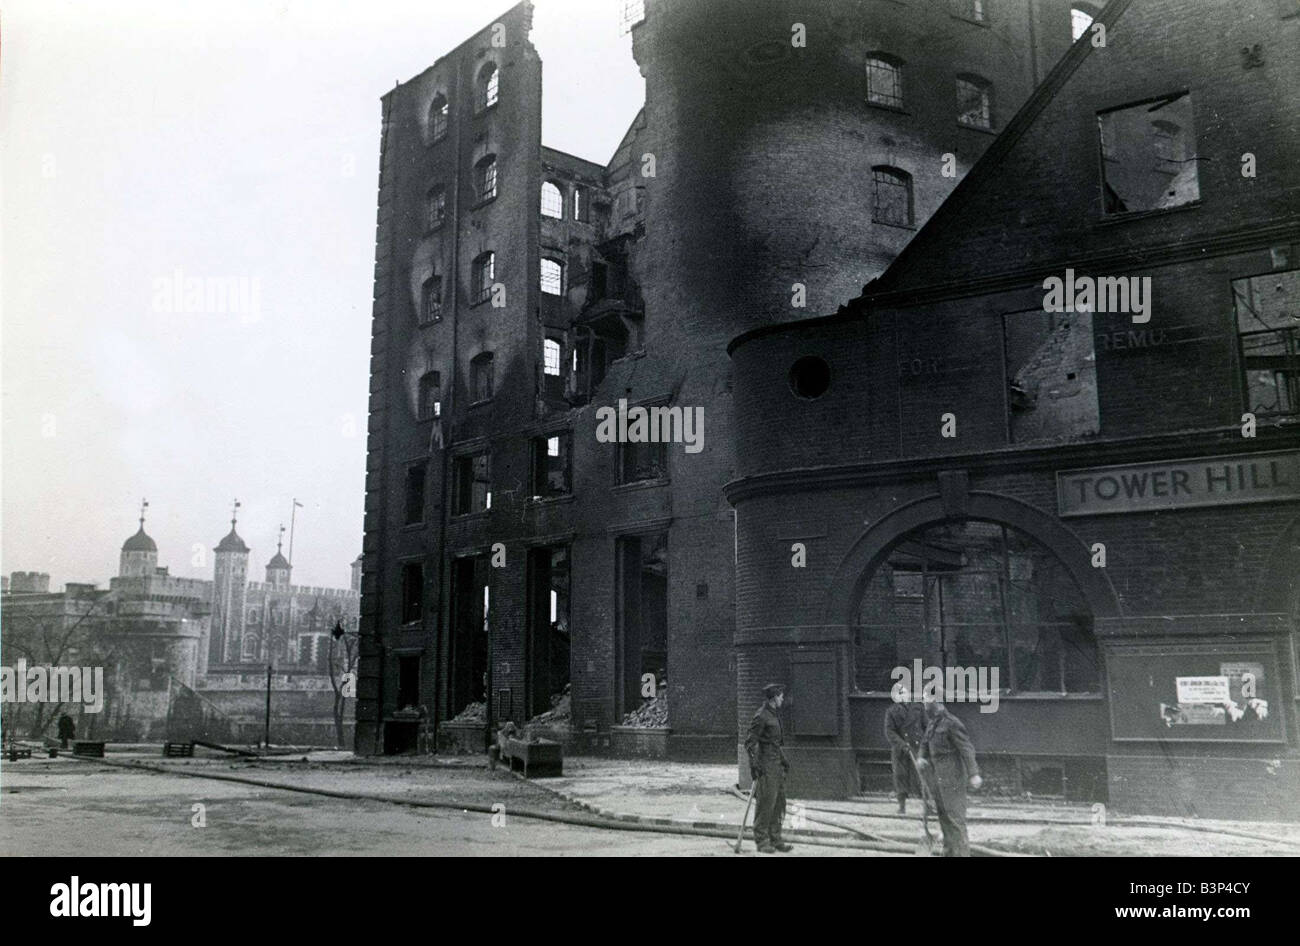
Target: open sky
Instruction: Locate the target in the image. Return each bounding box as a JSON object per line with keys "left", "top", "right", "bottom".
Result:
{"left": 1, "top": 0, "right": 646, "bottom": 590}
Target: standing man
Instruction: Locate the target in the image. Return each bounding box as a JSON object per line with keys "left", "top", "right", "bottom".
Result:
{"left": 916, "top": 697, "right": 982, "bottom": 856}
{"left": 744, "top": 683, "right": 792, "bottom": 854}
{"left": 884, "top": 685, "right": 926, "bottom": 814}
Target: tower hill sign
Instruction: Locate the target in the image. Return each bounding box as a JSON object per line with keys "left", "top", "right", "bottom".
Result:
{"left": 1057, "top": 451, "right": 1300, "bottom": 517}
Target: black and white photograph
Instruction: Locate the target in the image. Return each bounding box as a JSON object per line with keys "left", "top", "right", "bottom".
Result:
{"left": 1, "top": 0, "right": 1296, "bottom": 915}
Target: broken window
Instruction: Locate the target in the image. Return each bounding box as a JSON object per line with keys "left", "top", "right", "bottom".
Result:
{"left": 619, "top": 436, "right": 667, "bottom": 484}
{"left": 1098, "top": 92, "right": 1200, "bottom": 214}
{"left": 540, "top": 257, "right": 563, "bottom": 296}
{"left": 854, "top": 521, "right": 1100, "bottom": 695}
{"left": 471, "top": 251, "right": 494, "bottom": 304}
{"left": 429, "top": 93, "right": 448, "bottom": 142}
{"left": 956, "top": 74, "right": 993, "bottom": 129}
{"left": 1002, "top": 308, "right": 1099, "bottom": 443}
{"left": 542, "top": 336, "right": 565, "bottom": 399}
{"left": 531, "top": 432, "right": 572, "bottom": 497}
{"left": 396, "top": 655, "right": 421, "bottom": 711}
{"left": 541, "top": 180, "right": 564, "bottom": 219}
{"left": 449, "top": 555, "right": 490, "bottom": 715}
{"left": 417, "top": 370, "right": 441, "bottom": 421}
{"left": 1235, "top": 270, "right": 1300, "bottom": 419}
{"left": 543, "top": 337, "right": 562, "bottom": 376}
{"left": 400, "top": 561, "right": 423, "bottom": 624}
{"left": 470, "top": 351, "right": 494, "bottom": 402}
{"left": 404, "top": 462, "right": 427, "bottom": 526}
{"left": 474, "top": 155, "right": 498, "bottom": 203}
{"left": 475, "top": 62, "right": 499, "bottom": 112}
{"left": 453, "top": 451, "right": 491, "bottom": 515}
{"left": 425, "top": 185, "right": 446, "bottom": 231}
{"left": 420, "top": 275, "right": 442, "bottom": 325}
{"left": 872, "top": 166, "right": 913, "bottom": 226}
{"left": 865, "top": 54, "right": 904, "bottom": 109}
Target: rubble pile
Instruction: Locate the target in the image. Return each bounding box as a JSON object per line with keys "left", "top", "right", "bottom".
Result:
{"left": 528, "top": 689, "right": 571, "bottom": 725}
{"left": 450, "top": 701, "right": 486, "bottom": 723}
{"left": 621, "top": 689, "right": 668, "bottom": 728}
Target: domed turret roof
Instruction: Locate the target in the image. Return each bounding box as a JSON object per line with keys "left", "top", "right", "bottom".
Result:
{"left": 216, "top": 526, "right": 249, "bottom": 554}
{"left": 267, "top": 551, "right": 291, "bottom": 570}
{"left": 122, "top": 526, "right": 157, "bottom": 553}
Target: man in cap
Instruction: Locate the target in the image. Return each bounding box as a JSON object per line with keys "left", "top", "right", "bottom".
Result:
{"left": 744, "top": 683, "right": 792, "bottom": 853}
{"left": 884, "top": 685, "right": 926, "bottom": 814}
{"left": 915, "top": 696, "right": 982, "bottom": 856}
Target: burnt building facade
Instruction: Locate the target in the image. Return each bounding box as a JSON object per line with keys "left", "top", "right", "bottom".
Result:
{"left": 727, "top": 0, "right": 1300, "bottom": 816}
{"left": 358, "top": 0, "right": 1114, "bottom": 757}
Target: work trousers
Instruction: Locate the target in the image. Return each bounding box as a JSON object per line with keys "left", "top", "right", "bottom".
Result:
{"left": 752, "top": 768, "right": 787, "bottom": 846}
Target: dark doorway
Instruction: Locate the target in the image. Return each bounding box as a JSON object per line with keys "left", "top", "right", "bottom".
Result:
{"left": 615, "top": 532, "right": 668, "bottom": 717}
{"left": 449, "top": 555, "right": 490, "bottom": 717}
{"left": 526, "top": 545, "right": 571, "bottom": 718}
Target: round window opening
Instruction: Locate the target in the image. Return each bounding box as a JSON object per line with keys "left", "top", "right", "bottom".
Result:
{"left": 789, "top": 356, "right": 831, "bottom": 399}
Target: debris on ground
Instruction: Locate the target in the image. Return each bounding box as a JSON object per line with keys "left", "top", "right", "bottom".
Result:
{"left": 622, "top": 689, "right": 668, "bottom": 727}
{"left": 528, "top": 687, "right": 571, "bottom": 725}
{"left": 451, "top": 702, "right": 486, "bottom": 723}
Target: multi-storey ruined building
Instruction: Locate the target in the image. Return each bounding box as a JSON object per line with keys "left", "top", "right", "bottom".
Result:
{"left": 357, "top": 0, "right": 1103, "bottom": 757}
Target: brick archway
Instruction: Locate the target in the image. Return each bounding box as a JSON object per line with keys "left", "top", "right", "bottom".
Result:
{"left": 824, "top": 491, "right": 1122, "bottom": 628}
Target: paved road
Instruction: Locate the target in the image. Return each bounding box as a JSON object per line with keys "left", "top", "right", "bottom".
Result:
{"left": 0, "top": 757, "right": 864, "bottom": 856}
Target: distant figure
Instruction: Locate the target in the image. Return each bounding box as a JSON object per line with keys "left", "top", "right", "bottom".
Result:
{"left": 57, "top": 713, "right": 76, "bottom": 749}
{"left": 884, "top": 686, "right": 926, "bottom": 814}
{"left": 489, "top": 721, "right": 519, "bottom": 771}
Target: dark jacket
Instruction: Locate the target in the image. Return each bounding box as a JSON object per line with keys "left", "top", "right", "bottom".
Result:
{"left": 919, "top": 706, "right": 979, "bottom": 797}
{"left": 744, "top": 703, "right": 789, "bottom": 774}
{"left": 884, "top": 701, "right": 925, "bottom": 754}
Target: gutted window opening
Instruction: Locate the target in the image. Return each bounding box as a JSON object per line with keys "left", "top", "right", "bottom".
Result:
{"left": 526, "top": 545, "right": 571, "bottom": 721}
{"left": 404, "top": 462, "right": 427, "bottom": 526}
{"left": 1003, "top": 308, "right": 1098, "bottom": 443}
{"left": 1234, "top": 270, "right": 1300, "bottom": 419}
{"left": 420, "top": 275, "right": 442, "bottom": 325}
{"left": 417, "top": 370, "right": 441, "bottom": 421}
{"left": 453, "top": 451, "right": 492, "bottom": 515}
{"left": 426, "top": 185, "right": 446, "bottom": 231}
{"left": 476, "top": 62, "right": 499, "bottom": 112}
{"left": 531, "top": 431, "right": 572, "bottom": 497}
{"left": 449, "top": 555, "right": 490, "bottom": 718}
{"left": 540, "top": 257, "right": 564, "bottom": 296}
{"left": 854, "top": 520, "right": 1100, "bottom": 695}
{"left": 429, "top": 94, "right": 449, "bottom": 142}
{"left": 474, "top": 155, "right": 498, "bottom": 203}
{"left": 789, "top": 355, "right": 832, "bottom": 399}
{"left": 956, "top": 74, "right": 993, "bottom": 129}
{"left": 400, "top": 561, "right": 424, "bottom": 625}
{"left": 396, "top": 654, "right": 421, "bottom": 711}
{"left": 615, "top": 532, "right": 668, "bottom": 719}
{"left": 1098, "top": 92, "right": 1199, "bottom": 214}
{"left": 470, "top": 351, "right": 494, "bottom": 402}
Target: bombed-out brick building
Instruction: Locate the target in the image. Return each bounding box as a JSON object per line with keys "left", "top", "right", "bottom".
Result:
{"left": 357, "top": 0, "right": 1100, "bottom": 756}
{"left": 726, "top": 0, "right": 1300, "bottom": 816}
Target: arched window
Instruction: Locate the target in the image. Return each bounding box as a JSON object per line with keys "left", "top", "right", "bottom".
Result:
{"left": 471, "top": 251, "right": 495, "bottom": 304}
{"left": 429, "top": 93, "right": 449, "bottom": 141}
{"left": 853, "top": 520, "right": 1100, "bottom": 695}
{"left": 242, "top": 634, "right": 259, "bottom": 660}
{"left": 471, "top": 352, "right": 494, "bottom": 402}
{"left": 540, "top": 257, "right": 564, "bottom": 296}
{"left": 871, "top": 166, "right": 913, "bottom": 226}
{"left": 425, "top": 185, "right": 446, "bottom": 231}
{"left": 476, "top": 62, "right": 499, "bottom": 112}
{"left": 418, "top": 370, "right": 441, "bottom": 420}
{"left": 865, "top": 54, "right": 904, "bottom": 109}
{"left": 475, "top": 155, "right": 498, "bottom": 202}
{"left": 956, "top": 74, "right": 993, "bottom": 129}
{"left": 420, "top": 274, "right": 442, "bottom": 325}
{"left": 1070, "top": 5, "right": 1100, "bottom": 41}
{"left": 541, "top": 181, "right": 564, "bottom": 218}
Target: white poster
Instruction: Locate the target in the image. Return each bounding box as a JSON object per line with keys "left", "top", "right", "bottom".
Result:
{"left": 1175, "top": 676, "right": 1230, "bottom": 704}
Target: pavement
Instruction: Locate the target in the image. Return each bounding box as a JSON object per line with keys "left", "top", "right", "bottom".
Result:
{"left": 4, "top": 747, "right": 1300, "bottom": 856}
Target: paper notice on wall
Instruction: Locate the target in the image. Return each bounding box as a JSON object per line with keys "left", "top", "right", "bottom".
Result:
{"left": 1219, "top": 662, "right": 1265, "bottom": 702}
{"left": 1175, "top": 676, "right": 1230, "bottom": 704}
{"left": 1160, "top": 702, "right": 1226, "bottom": 726}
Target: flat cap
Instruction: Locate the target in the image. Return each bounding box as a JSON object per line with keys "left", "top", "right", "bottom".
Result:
{"left": 762, "top": 683, "right": 786, "bottom": 699}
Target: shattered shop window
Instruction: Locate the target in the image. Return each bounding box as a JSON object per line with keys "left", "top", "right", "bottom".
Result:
{"left": 1234, "top": 270, "right": 1300, "bottom": 419}
{"left": 1098, "top": 92, "right": 1199, "bottom": 214}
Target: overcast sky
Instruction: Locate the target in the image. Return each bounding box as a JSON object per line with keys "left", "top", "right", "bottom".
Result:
{"left": 1, "top": 0, "right": 645, "bottom": 591}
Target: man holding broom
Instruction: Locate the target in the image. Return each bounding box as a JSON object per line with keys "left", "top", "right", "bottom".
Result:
{"left": 744, "top": 683, "right": 792, "bottom": 854}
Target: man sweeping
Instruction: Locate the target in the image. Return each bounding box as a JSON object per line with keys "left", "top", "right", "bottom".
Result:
{"left": 915, "top": 696, "right": 982, "bottom": 857}
{"left": 884, "top": 685, "right": 926, "bottom": 814}
{"left": 744, "top": 683, "right": 792, "bottom": 854}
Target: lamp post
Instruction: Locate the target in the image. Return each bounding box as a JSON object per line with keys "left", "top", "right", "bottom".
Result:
{"left": 264, "top": 661, "right": 273, "bottom": 749}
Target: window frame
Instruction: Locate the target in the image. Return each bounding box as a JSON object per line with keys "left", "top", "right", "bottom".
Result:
{"left": 541, "top": 180, "right": 564, "bottom": 219}
{"left": 452, "top": 450, "right": 492, "bottom": 516}
{"left": 420, "top": 275, "right": 442, "bottom": 325}
{"left": 871, "top": 165, "right": 914, "bottom": 227}
{"left": 429, "top": 94, "right": 449, "bottom": 142}
{"left": 417, "top": 370, "right": 441, "bottom": 421}
{"left": 475, "top": 62, "right": 499, "bottom": 113}
{"left": 400, "top": 561, "right": 424, "bottom": 625}
{"left": 865, "top": 53, "right": 905, "bottom": 110}
{"left": 474, "top": 155, "right": 498, "bottom": 204}
{"left": 530, "top": 431, "right": 573, "bottom": 498}
{"left": 425, "top": 185, "right": 446, "bottom": 232}
{"left": 540, "top": 257, "right": 564, "bottom": 296}
{"left": 470, "top": 351, "right": 495, "bottom": 403}
{"left": 956, "top": 74, "right": 994, "bottom": 130}
{"left": 471, "top": 251, "right": 495, "bottom": 306}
